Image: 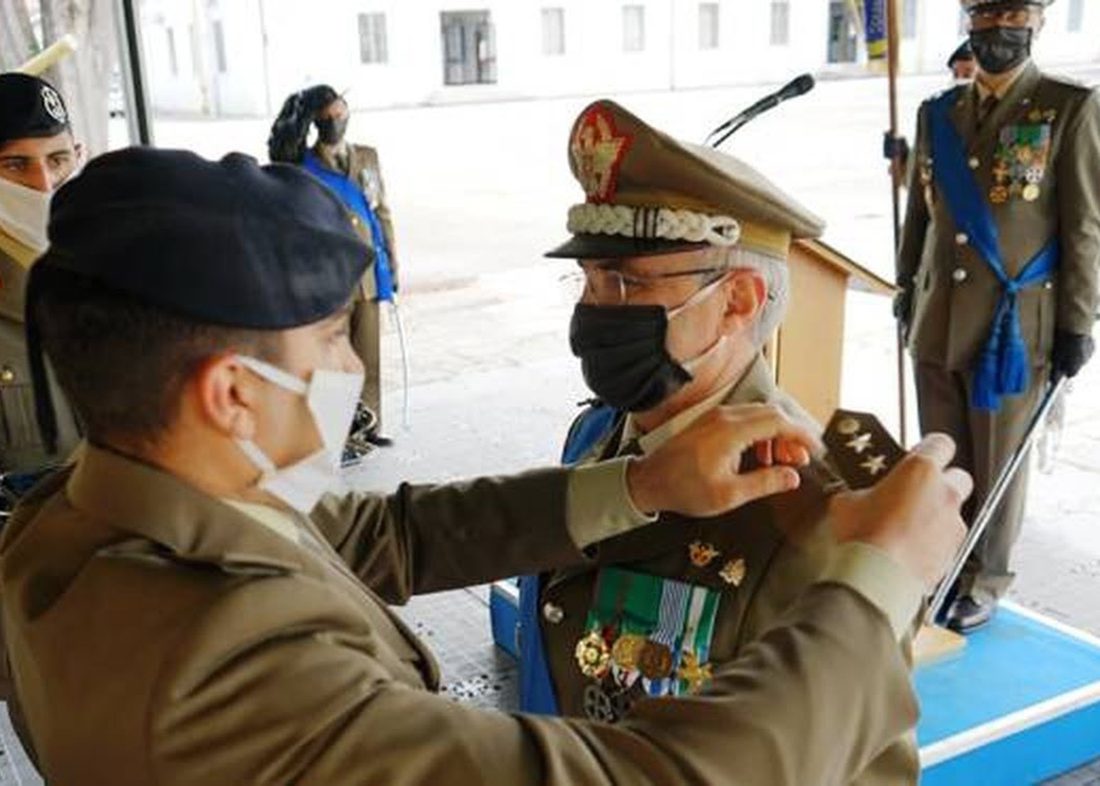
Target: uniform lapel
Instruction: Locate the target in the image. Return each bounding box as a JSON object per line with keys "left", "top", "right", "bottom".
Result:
{"left": 951, "top": 82, "right": 979, "bottom": 145}
{"left": 0, "top": 250, "right": 27, "bottom": 323}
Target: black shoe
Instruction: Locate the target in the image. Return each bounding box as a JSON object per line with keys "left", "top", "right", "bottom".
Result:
{"left": 945, "top": 595, "right": 996, "bottom": 633}
{"left": 365, "top": 432, "right": 393, "bottom": 448}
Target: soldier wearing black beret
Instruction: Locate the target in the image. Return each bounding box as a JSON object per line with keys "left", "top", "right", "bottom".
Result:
{"left": 0, "top": 146, "right": 970, "bottom": 785}
{"left": 0, "top": 72, "right": 82, "bottom": 478}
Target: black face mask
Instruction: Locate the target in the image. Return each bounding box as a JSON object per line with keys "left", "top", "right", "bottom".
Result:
{"left": 569, "top": 303, "right": 692, "bottom": 413}
{"left": 969, "top": 26, "right": 1032, "bottom": 75}
{"left": 316, "top": 116, "right": 348, "bottom": 145}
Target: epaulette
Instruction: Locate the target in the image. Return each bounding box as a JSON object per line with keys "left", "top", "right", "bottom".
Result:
{"left": 1040, "top": 72, "right": 1094, "bottom": 95}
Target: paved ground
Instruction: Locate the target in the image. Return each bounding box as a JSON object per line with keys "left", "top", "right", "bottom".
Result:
{"left": 3, "top": 64, "right": 1097, "bottom": 782}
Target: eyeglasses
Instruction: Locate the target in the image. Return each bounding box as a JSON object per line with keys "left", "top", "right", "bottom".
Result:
{"left": 969, "top": 8, "right": 1034, "bottom": 30}
{"left": 560, "top": 261, "right": 728, "bottom": 306}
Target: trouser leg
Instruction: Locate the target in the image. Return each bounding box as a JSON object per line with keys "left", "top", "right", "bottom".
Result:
{"left": 962, "top": 366, "right": 1046, "bottom": 601}
{"left": 349, "top": 296, "right": 382, "bottom": 430}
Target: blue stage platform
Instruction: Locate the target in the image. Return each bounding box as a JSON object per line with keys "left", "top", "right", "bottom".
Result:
{"left": 917, "top": 601, "right": 1100, "bottom": 784}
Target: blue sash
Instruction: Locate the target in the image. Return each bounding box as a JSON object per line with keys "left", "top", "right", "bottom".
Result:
{"left": 518, "top": 404, "right": 621, "bottom": 714}
{"left": 302, "top": 152, "right": 395, "bottom": 302}
{"left": 927, "top": 90, "right": 1057, "bottom": 410}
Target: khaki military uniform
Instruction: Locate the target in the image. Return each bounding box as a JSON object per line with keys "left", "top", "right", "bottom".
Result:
{"left": 536, "top": 355, "right": 919, "bottom": 785}
{"left": 897, "top": 63, "right": 1100, "bottom": 599}
{"left": 0, "top": 226, "right": 81, "bottom": 719}
{"left": 0, "top": 441, "right": 920, "bottom": 785}
{"left": 0, "top": 229, "right": 81, "bottom": 475}
{"left": 311, "top": 142, "right": 397, "bottom": 427}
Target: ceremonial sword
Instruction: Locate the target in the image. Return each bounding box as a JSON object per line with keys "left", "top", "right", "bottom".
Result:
{"left": 926, "top": 374, "right": 1069, "bottom": 624}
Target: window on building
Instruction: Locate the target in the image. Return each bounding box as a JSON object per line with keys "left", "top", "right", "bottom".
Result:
{"left": 166, "top": 28, "right": 178, "bottom": 77}
{"left": 1068, "top": 0, "right": 1084, "bottom": 32}
{"left": 541, "top": 8, "right": 565, "bottom": 55}
{"left": 902, "top": 0, "right": 918, "bottom": 39}
{"left": 623, "top": 5, "right": 645, "bottom": 52}
{"left": 441, "top": 11, "right": 497, "bottom": 85}
{"left": 770, "top": 0, "right": 790, "bottom": 46}
{"left": 358, "top": 13, "right": 388, "bottom": 63}
{"left": 212, "top": 20, "right": 227, "bottom": 73}
{"left": 189, "top": 24, "right": 200, "bottom": 78}
{"left": 699, "top": 3, "right": 719, "bottom": 49}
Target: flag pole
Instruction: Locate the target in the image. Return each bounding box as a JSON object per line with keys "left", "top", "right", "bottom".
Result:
{"left": 885, "top": 0, "right": 908, "bottom": 446}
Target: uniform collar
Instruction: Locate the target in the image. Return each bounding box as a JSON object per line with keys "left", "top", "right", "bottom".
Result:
{"left": 66, "top": 443, "right": 308, "bottom": 573}
{"left": 624, "top": 354, "right": 778, "bottom": 456}
{"left": 973, "top": 59, "right": 1039, "bottom": 102}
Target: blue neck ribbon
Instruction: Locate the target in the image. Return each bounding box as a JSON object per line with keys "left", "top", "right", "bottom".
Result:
{"left": 302, "top": 152, "right": 395, "bottom": 302}
{"left": 927, "top": 89, "right": 1057, "bottom": 411}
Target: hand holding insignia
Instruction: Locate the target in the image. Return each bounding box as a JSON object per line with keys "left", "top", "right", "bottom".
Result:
{"left": 828, "top": 433, "right": 972, "bottom": 591}
{"left": 625, "top": 403, "right": 821, "bottom": 518}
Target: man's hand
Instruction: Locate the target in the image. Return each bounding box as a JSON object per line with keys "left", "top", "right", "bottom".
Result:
{"left": 828, "top": 433, "right": 971, "bottom": 590}
{"left": 892, "top": 287, "right": 913, "bottom": 334}
{"left": 625, "top": 404, "right": 821, "bottom": 519}
{"left": 1052, "top": 329, "right": 1095, "bottom": 380}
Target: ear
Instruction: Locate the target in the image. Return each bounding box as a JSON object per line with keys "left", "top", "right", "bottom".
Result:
{"left": 719, "top": 269, "right": 766, "bottom": 335}
{"left": 192, "top": 354, "right": 261, "bottom": 441}
{"left": 73, "top": 141, "right": 86, "bottom": 166}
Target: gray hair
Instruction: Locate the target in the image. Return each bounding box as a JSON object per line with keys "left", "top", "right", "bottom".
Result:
{"left": 704, "top": 246, "right": 791, "bottom": 349}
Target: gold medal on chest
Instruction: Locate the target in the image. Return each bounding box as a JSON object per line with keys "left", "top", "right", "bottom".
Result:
{"left": 610, "top": 634, "right": 647, "bottom": 672}
{"left": 1022, "top": 183, "right": 1041, "bottom": 202}
{"left": 575, "top": 631, "right": 612, "bottom": 679}
{"left": 638, "top": 640, "right": 674, "bottom": 680}
{"left": 677, "top": 651, "right": 713, "bottom": 693}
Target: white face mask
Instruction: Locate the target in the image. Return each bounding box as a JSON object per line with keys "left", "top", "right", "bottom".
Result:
{"left": 0, "top": 175, "right": 51, "bottom": 254}
{"left": 234, "top": 355, "right": 364, "bottom": 514}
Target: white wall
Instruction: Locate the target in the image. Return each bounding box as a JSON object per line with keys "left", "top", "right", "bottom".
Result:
{"left": 140, "top": 0, "right": 1100, "bottom": 117}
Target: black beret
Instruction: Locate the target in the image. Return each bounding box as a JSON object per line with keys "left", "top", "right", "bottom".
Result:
{"left": 0, "top": 72, "right": 70, "bottom": 146}
{"left": 947, "top": 40, "right": 974, "bottom": 68}
{"left": 35, "top": 147, "right": 370, "bottom": 329}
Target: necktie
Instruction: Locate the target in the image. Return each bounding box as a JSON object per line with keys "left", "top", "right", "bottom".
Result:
{"left": 978, "top": 94, "right": 999, "bottom": 128}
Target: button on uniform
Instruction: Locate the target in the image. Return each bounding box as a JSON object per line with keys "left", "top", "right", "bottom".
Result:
{"left": 968, "top": 157, "right": 980, "bottom": 170}
{"left": 952, "top": 267, "right": 968, "bottom": 283}
{"left": 955, "top": 232, "right": 969, "bottom": 246}
{"left": 0, "top": 365, "right": 15, "bottom": 384}
{"left": 542, "top": 603, "right": 565, "bottom": 624}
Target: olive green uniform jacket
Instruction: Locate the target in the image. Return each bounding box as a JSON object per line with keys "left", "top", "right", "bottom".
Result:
{"left": 897, "top": 63, "right": 1100, "bottom": 371}
{"left": 0, "top": 228, "right": 81, "bottom": 474}
{"left": 1, "top": 443, "right": 918, "bottom": 786}
{"left": 311, "top": 141, "right": 397, "bottom": 425}
{"left": 0, "top": 227, "right": 83, "bottom": 712}
{"left": 896, "top": 64, "right": 1100, "bottom": 598}
{"left": 535, "top": 355, "right": 919, "bottom": 785}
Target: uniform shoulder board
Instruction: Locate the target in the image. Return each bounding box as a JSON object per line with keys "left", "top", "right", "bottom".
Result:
{"left": 1040, "top": 72, "right": 1093, "bottom": 94}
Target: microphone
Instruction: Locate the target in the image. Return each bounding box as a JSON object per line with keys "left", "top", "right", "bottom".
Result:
{"left": 706, "top": 73, "right": 815, "bottom": 148}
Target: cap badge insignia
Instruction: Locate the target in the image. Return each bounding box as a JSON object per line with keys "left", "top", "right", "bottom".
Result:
{"left": 41, "top": 86, "right": 67, "bottom": 124}
{"left": 570, "top": 106, "right": 632, "bottom": 204}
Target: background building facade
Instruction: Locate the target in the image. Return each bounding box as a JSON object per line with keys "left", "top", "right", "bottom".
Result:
{"left": 140, "top": 0, "right": 1100, "bottom": 116}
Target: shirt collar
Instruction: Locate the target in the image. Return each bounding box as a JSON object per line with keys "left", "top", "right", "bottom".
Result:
{"left": 974, "top": 61, "right": 1028, "bottom": 101}
{"left": 623, "top": 354, "right": 778, "bottom": 456}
